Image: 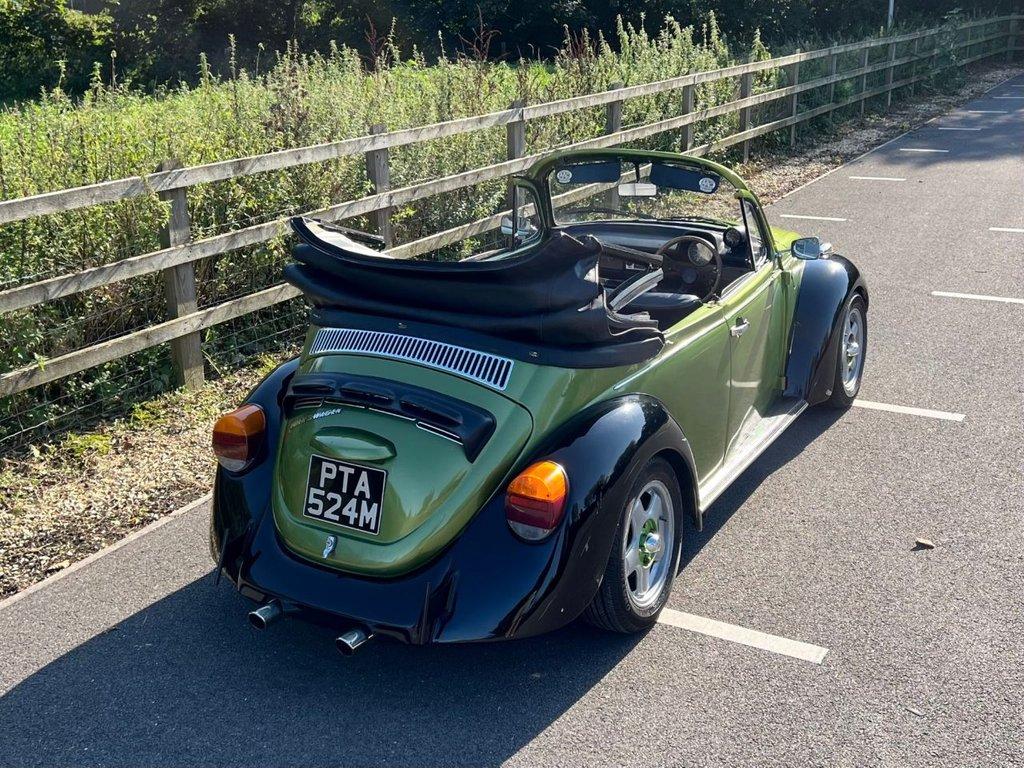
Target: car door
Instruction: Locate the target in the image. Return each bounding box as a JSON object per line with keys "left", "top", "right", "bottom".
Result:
{"left": 721, "top": 200, "right": 788, "bottom": 454}
{"left": 647, "top": 303, "right": 733, "bottom": 486}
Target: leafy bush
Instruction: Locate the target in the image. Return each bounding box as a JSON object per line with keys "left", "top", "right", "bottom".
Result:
{"left": 0, "top": 0, "right": 111, "bottom": 103}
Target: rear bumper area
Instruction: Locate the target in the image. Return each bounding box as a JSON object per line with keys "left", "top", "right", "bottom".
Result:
{"left": 213, "top": 476, "right": 588, "bottom": 645}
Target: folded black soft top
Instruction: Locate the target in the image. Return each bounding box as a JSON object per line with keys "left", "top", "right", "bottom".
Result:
{"left": 283, "top": 217, "right": 664, "bottom": 367}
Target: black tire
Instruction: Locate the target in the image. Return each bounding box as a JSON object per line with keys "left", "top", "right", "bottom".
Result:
{"left": 827, "top": 294, "right": 868, "bottom": 409}
{"left": 583, "top": 457, "right": 684, "bottom": 634}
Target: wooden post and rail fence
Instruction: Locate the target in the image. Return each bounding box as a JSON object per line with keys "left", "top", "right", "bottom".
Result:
{"left": 0, "top": 15, "right": 1019, "bottom": 408}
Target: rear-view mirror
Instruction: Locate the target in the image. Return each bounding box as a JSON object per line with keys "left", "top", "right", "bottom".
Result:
{"left": 618, "top": 182, "right": 657, "bottom": 197}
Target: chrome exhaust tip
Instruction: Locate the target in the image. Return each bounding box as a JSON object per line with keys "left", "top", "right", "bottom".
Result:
{"left": 248, "top": 600, "right": 283, "bottom": 630}
{"left": 335, "top": 628, "right": 374, "bottom": 656}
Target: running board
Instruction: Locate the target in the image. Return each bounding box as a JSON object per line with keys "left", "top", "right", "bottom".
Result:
{"left": 697, "top": 397, "right": 808, "bottom": 512}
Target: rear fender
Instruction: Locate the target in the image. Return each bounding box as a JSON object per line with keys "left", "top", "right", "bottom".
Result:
{"left": 784, "top": 255, "right": 868, "bottom": 405}
{"left": 508, "top": 394, "right": 699, "bottom": 638}
{"left": 210, "top": 357, "right": 300, "bottom": 573}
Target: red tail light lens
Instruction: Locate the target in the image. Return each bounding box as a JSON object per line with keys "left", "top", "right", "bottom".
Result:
{"left": 212, "top": 404, "right": 266, "bottom": 472}
{"left": 505, "top": 460, "right": 569, "bottom": 541}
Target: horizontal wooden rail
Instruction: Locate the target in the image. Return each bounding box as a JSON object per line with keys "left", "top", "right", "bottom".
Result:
{"left": 0, "top": 14, "right": 1018, "bottom": 401}
{"left": 0, "top": 15, "right": 1013, "bottom": 228}
{"left": 0, "top": 283, "right": 301, "bottom": 397}
{"left": 0, "top": 39, "right": 979, "bottom": 315}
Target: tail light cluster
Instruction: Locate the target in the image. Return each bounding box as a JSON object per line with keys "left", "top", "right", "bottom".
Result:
{"left": 505, "top": 460, "right": 569, "bottom": 541}
{"left": 212, "top": 404, "right": 266, "bottom": 472}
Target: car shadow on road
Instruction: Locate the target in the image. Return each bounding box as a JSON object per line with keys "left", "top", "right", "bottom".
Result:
{"left": 0, "top": 576, "right": 642, "bottom": 768}
{"left": 680, "top": 407, "right": 845, "bottom": 569}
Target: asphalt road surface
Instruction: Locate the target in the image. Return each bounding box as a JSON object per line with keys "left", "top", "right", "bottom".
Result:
{"left": 2, "top": 74, "right": 1023, "bottom": 768}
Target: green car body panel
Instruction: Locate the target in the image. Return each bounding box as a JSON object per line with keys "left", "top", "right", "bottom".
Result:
{"left": 272, "top": 188, "right": 808, "bottom": 577}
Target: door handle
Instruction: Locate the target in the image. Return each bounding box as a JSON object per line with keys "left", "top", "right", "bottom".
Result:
{"left": 730, "top": 318, "right": 750, "bottom": 337}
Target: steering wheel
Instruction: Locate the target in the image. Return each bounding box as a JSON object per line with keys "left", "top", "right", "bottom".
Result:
{"left": 656, "top": 235, "right": 722, "bottom": 303}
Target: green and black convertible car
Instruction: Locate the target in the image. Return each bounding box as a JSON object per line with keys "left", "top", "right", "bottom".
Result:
{"left": 210, "top": 149, "right": 867, "bottom": 654}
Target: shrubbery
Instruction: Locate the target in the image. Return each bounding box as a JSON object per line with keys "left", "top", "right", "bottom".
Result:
{"left": 0, "top": 0, "right": 110, "bottom": 102}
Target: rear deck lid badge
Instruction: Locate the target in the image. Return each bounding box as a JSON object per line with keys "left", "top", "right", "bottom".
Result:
{"left": 322, "top": 535, "right": 337, "bottom": 558}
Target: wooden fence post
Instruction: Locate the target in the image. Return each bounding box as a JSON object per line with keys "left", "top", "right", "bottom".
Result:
{"left": 884, "top": 41, "right": 897, "bottom": 109}
{"left": 909, "top": 37, "right": 920, "bottom": 97}
{"left": 786, "top": 56, "right": 800, "bottom": 147}
{"left": 157, "top": 159, "right": 204, "bottom": 390}
{"left": 505, "top": 98, "right": 527, "bottom": 219}
{"left": 366, "top": 124, "right": 393, "bottom": 247}
{"left": 827, "top": 49, "right": 839, "bottom": 121}
{"left": 604, "top": 84, "right": 623, "bottom": 207}
{"left": 739, "top": 70, "right": 753, "bottom": 163}
{"left": 859, "top": 45, "right": 870, "bottom": 116}
{"left": 1007, "top": 17, "right": 1019, "bottom": 63}
{"left": 682, "top": 82, "right": 695, "bottom": 152}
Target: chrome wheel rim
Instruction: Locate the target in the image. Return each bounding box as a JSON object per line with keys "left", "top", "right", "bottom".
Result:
{"left": 622, "top": 479, "right": 675, "bottom": 610}
{"left": 842, "top": 306, "right": 865, "bottom": 396}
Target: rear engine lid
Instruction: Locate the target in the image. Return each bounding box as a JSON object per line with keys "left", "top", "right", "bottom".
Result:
{"left": 272, "top": 354, "right": 533, "bottom": 577}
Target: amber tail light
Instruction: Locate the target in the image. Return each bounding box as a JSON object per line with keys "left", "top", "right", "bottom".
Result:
{"left": 505, "top": 460, "right": 569, "bottom": 541}
{"left": 212, "top": 404, "right": 266, "bottom": 472}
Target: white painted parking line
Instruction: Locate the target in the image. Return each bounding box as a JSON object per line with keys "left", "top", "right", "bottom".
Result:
{"left": 899, "top": 148, "right": 949, "bottom": 153}
{"left": 931, "top": 290, "right": 1024, "bottom": 306}
{"left": 657, "top": 608, "right": 829, "bottom": 665}
{"left": 936, "top": 127, "right": 981, "bottom": 131}
{"left": 962, "top": 110, "right": 1007, "bottom": 114}
{"left": 848, "top": 176, "right": 905, "bottom": 182}
{"left": 992, "top": 96, "right": 1024, "bottom": 100}
{"left": 779, "top": 214, "right": 848, "bottom": 222}
{"left": 989, "top": 227, "right": 1024, "bottom": 234}
{"left": 852, "top": 400, "right": 965, "bottom": 423}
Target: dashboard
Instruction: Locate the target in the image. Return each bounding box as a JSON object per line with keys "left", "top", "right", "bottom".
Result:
{"left": 556, "top": 220, "right": 753, "bottom": 271}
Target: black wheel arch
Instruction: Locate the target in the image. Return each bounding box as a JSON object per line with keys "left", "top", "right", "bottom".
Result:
{"left": 507, "top": 393, "right": 700, "bottom": 638}
{"left": 784, "top": 254, "right": 869, "bottom": 406}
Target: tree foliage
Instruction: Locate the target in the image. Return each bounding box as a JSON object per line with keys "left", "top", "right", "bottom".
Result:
{"left": 0, "top": 0, "right": 110, "bottom": 101}
{"left": 0, "top": 0, "right": 1017, "bottom": 100}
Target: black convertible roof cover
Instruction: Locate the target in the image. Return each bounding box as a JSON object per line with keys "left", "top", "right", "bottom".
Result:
{"left": 283, "top": 217, "right": 664, "bottom": 367}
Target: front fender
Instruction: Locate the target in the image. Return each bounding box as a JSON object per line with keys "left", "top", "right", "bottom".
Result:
{"left": 784, "top": 255, "right": 868, "bottom": 405}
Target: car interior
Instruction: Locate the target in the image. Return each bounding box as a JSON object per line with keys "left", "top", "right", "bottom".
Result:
{"left": 556, "top": 218, "right": 762, "bottom": 329}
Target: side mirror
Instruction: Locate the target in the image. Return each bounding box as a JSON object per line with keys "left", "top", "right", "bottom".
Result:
{"left": 500, "top": 215, "right": 538, "bottom": 239}
{"left": 791, "top": 236, "right": 833, "bottom": 260}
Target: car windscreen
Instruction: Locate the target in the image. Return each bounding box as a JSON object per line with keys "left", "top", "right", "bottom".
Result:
{"left": 547, "top": 157, "right": 742, "bottom": 226}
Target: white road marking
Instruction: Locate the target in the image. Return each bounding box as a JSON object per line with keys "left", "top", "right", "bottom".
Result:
{"left": 776, "top": 75, "right": 1020, "bottom": 200}
{"left": 992, "top": 96, "right": 1024, "bottom": 99}
{"left": 962, "top": 110, "right": 1007, "bottom": 114}
{"left": 848, "top": 175, "right": 905, "bottom": 182}
{"left": 936, "top": 127, "right": 981, "bottom": 131}
{"left": 932, "top": 290, "right": 1024, "bottom": 306}
{"left": 852, "top": 400, "right": 965, "bottom": 423}
{"left": 899, "top": 148, "right": 949, "bottom": 153}
{"left": 989, "top": 227, "right": 1024, "bottom": 234}
{"left": 657, "top": 608, "right": 829, "bottom": 665}
{"left": 0, "top": 494, "right": 212, "bottom": 613}
{"left": 779, "top": 214, "right": 848, "bottom": 222}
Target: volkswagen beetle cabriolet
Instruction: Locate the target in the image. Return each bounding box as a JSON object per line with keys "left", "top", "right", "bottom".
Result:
{"left": 210, "top": 149, "right": 867, "bottom": 654}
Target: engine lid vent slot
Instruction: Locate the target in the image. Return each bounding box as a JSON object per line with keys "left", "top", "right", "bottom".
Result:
{"left": 308, "top": 328, "right": 514, "bottom": 391}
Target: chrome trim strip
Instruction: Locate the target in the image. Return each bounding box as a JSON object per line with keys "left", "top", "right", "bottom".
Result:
{"left": 308, "top": 328, "right": 514, "bottom": 391}
{"left": 697, "top": 397, "right": 807, "bottom": 512}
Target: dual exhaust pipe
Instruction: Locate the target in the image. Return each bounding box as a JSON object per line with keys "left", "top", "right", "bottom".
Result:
{"left": 247, "top": 600, "right": 374, "bottom": 655}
